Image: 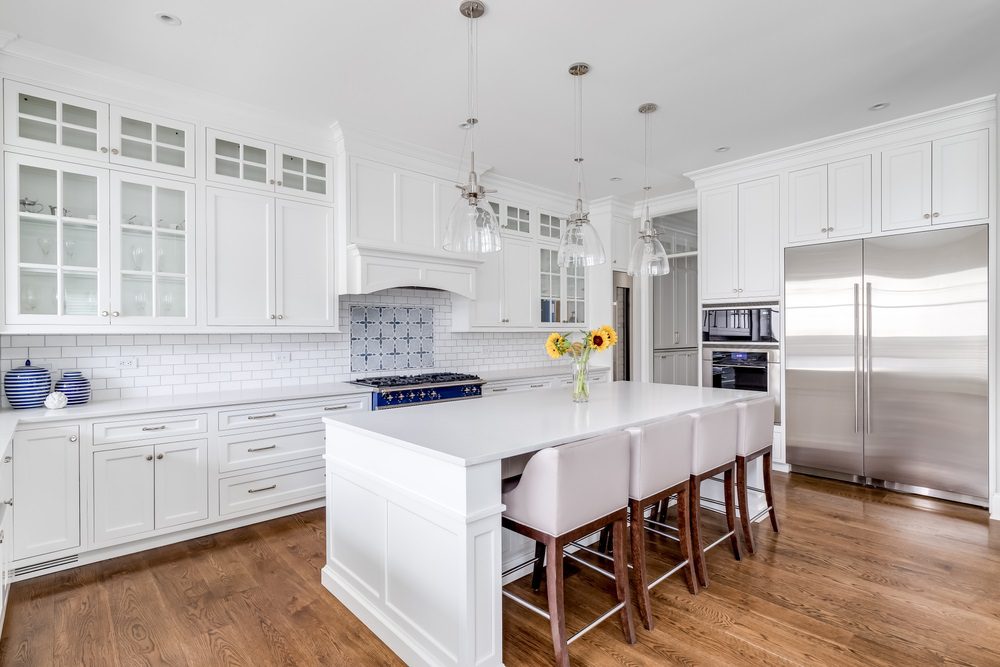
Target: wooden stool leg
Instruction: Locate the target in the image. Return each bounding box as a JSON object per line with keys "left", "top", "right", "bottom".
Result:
{"left": 612, "top": 518, "right": 637, "bottom": 644}
{"left": 531, "top": 541, "right": 546, "bottom": 591}
{"left": 763, "top": 450, "right": 780, "bottom": 533}
{"left": 688, "top": 475, "right": 709, "bottom": 588}
{"left": 675, "top": 485, "right": 699, "bottom": 595}
{"left": 628, "top": 500, "right": 654, "bottom": 630}
{"left": 736, "top": 456, "right": 756, "bottom": 555}
{"left": 598, "top": 526, "right": 611, "bottom": 554}
{"left": 724, "top": 466, "right": 742, "bottom": 561}
{"left": 544, "top": 536, "right": 569, "bottom": 667}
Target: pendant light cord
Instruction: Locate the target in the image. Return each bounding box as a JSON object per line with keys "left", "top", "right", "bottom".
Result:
{"left": 642, "top": 110, "right": 652, "bottom": 231}
{"left": 574, "top": 70, "right": 585, "bottom": 205}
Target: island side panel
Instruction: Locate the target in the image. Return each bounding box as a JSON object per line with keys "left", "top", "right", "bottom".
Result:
{"left": 323, "top": 420, "right": 504, "bottom": 667}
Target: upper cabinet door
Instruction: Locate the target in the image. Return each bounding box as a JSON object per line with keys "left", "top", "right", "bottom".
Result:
{"left": 110, "top": 172, "right": 196, "bottom": 325}
{"left": 206, "top": 128, "right": 274, "bottom": 191}
{"left": 274, "top": 198, "right": 336, "bottom": 326}
{"left": 206, "top": 187, "right": 276, "bottom": 325}
{"left": 110, "top": 107, "right": 195, "bottom": 178}
{"left": 538, "top": 246, "right": 563, "bottom": 325}
{"left": 699, "top": 185, "right": 740, "bottom": 300}
{"left": 787, "top": 165, "right": 828, "bottom": 244}
{"left": 502, "top": 236, "right": 535, "bottom": 327}
{"left": 275, "top": 145, "right": 333, "bottom": 202}
{"left": 738, "top": 176, "right": 780, "bottom": 299}
{"left": 539, "top": 212, "right": 564, "bottom": 244}
{"left": 932, "top": 129, "right": 989, "bottom": 225}
{"left": 3, "top": 81, "right": 110, "bottom": 161}
{"left": 610, "top": 219, "right": 634, "bottom": 270}
{"left": 4, "top": 153, "right": 111, "bottom": 325}
{"left": 500, "top": 204, "right": 531, "bottom": 235}
{"left": 827, "top": 155, "right": 872, "bottom": 238}
{"left": 881, "top": 142, "right": 932, "bottom": 231}
{"left": 470, "top": 251, "right": 503, "bottom": 326}
{"left": 349, "top": 158, "right": 442, "bottom": 252}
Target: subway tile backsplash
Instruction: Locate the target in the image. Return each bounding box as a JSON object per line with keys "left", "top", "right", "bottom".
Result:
{"left": 0, "top": 289, "right": 561, "bottom": 405}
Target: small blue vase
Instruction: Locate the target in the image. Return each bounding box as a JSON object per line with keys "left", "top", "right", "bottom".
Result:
{"left": 55, "top": 371, "right": 91, "bottom": 406}
{"left": 4, "top": 360, "right": 52, "bottom": 409}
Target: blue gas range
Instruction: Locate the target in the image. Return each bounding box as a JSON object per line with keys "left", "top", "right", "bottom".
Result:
{"left": 352, "top": 372, "right": 485, "bottom": 410}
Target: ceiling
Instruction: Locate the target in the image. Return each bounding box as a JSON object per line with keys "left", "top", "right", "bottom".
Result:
{"left": 2, "top": 1, "right": 1000, "bottom": 200}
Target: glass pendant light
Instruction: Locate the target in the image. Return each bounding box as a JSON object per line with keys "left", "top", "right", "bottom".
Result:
{"left": 628, "top": 102, "right": 670, "bottom": 277}
{"left": 442, "top": 1, "right": 502, "bottom": 255}
{"left": 557, "top": 62, "right": 606, "bottom": 268}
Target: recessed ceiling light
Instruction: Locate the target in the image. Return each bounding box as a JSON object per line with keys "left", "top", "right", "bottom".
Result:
{"left": 869, "top": 102, "right": 890, "bottom": 111}
{"left": 714, "top": 146, "right": 731, "bottom": 153}
{"left": 609, "top": 176, "right": 622, "bottom": 182}
{"left": 154, "top": 12, "right": 182, "bottom": 26}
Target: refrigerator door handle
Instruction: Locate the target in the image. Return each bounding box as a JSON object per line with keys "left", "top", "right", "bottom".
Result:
{"left": 854, "top": 283, "right": 860, "bottom": 433}
{"left": 865, "top": 281, "right": 873, "bottom": 434}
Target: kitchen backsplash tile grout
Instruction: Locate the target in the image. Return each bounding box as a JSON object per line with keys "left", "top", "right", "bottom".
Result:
{"left": 0, "top": 289, "right": 563, "bottom": 406}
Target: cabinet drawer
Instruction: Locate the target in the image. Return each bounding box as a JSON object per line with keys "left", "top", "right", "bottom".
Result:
{"left": 219, "top": 464, "right": 324, "bottom": 516}
{"left": 218, "top": 426, "right": 323, "bottom": 473}
{"left": 93, "top": 413, "right": 207, "bottom": 445}
{"left": 483, "top": 379, "right": 553, "bottom": 396}
{"left": 217, "top": 396, "right": 369, "bottom": 430}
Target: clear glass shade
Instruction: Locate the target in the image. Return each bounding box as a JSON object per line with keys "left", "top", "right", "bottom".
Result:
{"left": 628, "top": 233, "right": 670, "bottom": 277}
{"left": 442, "top": 199, "right": 502, "bottom": 254}
{"left": 557, "top": 220, "right": 606, "bottom": 268}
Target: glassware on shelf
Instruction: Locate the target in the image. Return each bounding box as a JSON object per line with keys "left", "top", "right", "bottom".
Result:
{"left": 162, "top": 292, "right": 174, "bottom": 314}
{"left": 24, "top": 288, "right": 36, "bottom": 312}
{"left": 134, "top": 291, "right": 147, "bottom": 313}
{"left": 36, "top": 237, "right": 52, "bottom": 257}
{"left": 64, "top": 240, "right": 76, "bottom": 261}
{"left": 131, "top": 245, "right": 144, "bottom": 271}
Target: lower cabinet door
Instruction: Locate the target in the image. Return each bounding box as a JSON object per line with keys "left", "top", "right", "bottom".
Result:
{"left": 93, "top": 445, "right": 155, "bottom": 544}
{"left": 154, "top": 440, "right": 208, "bottom": 529}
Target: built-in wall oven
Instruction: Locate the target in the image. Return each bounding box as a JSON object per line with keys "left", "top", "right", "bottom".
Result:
{"left": 702, "top": 348, "right": 781, "bottom": 424}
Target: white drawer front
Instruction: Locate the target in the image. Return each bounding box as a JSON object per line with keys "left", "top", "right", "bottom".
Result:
{"left": 219, "top": 426, "right": 324, "bottom": 473}
{"left": 93, "top": 414, "right": 208, "bottom": 445}
{"left": 219, "top": 464, "right": 324, "bottom": 516}
{"left": 217, "top": 396, "right": 369, "bottom": 430}
{"left": 484, "top": 379, "right": 553, "bottom": 396}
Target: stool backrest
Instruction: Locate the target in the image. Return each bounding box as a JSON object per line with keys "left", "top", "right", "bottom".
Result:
{"left": 626, "top": 415, "right": 693, "bottom": 500}
{"left": 691, "top": 404, "right": 739, "bottom": 475}
{"left": 737, "top": 397, "right": 775, "bottom": 457}
{"left": 516, "top": 431, "right": 630, "bottom": 536}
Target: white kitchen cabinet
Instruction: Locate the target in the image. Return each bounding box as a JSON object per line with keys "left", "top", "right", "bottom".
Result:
{"left": 539, "top": 245, "right": 586, "bottom": 326}
{"left": 610, "top": 219, "right": 636, "bottom": 270}
{"left": 538, "top": 212, "right": 563, "bottom": 242}
{"left": 207, "top": 188, "right": 334, "bottom": 326}
{"left": 3, "top": 81, "right": 110, "bottom": 161}
{"left": 652, "top": 255, "right": 698, "bottom": 349}
{"left": 469, "top": 236, "right": 535, "bottom": 327}
{"left": 882, "top": 129, "right": 989, "bottom": 231}
{"left": 110, "top": 107, "right": 195, "bottom": 178}
{"left": 738, "top": 177, "right": 780, "bottom": 299}
{"left": 652, "top": 350, "right": 698, "bottom": 386}
{"left": 788, "top": 156, "right": 872, "bottom": 243}
{"left": 699, "top": 185, "right": 739, "bottom": 300}
{"left": 110, "top": 172, "right": 196, "bottom": 324}
{"left": 207, "top": 128, "right": 274, "bottom": 192}
{"left": 12, "top": 426, "right": 80, "bottom": 561}
{"left": 4, "top": 153, "right": 110, "bottom": 324}
{"left": 275, "top": 145, "right": 332, "bottom": 202}
{"left": 153, "top": 440, "right": 209, "bottom": 530}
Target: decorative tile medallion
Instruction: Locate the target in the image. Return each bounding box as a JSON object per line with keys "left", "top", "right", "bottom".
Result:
{"left": 350, "top": 305, "right": 434, "bottom": 372}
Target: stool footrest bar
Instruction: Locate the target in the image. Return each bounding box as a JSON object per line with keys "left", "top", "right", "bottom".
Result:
{"left": 704, "top": 530, "right": 735, "bottom": 553}
{"left": 643, "top": 522, "right": 681, "bottom": 542}
{"left": 647, "top": 559, "right": 689, "bottom": 590}
{"left": 502, "top": 589, "right": 551, "bottom": 620}
{"left": 567, "top": 541, "right": 615, "bottom": 563}
{"left": 564, "top": 552, "right": 616, "bottom": 581}
{"left": 502, "top": 556, "right": 540, "bottom": 578}
{"left": 751, "top": 505, "right": 774, "bottom": 523}
{"left": 567, "top": 602, "right": 626, "bottom": 645}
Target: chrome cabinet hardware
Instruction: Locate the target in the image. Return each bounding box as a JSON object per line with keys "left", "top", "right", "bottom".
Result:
{"left": 1, "top": 530, "right": 5, "bottom": 544}
{"left": 145, "top": 454, "right": 153, "bottom": 461}
{"left": 853, "top": 283, "right": 860, "bottom": 433}
{"left": 112, "top": 311, "right": 120, "bottom": 317}
{"left": 865, "top": 281, "right": 873, "bottom": 434}
{"left": 923, "top": 213, "right": 931, "bottom": 219}
{"left": 277, "top": 314, "right": 284, "bottom": 319}
{"left": 932, "top": 212, "right": 940, "bottom": 218}
{"left": 324, "top": 405, "right": 348, "bottom": 411}
{"left": 3, "top": 499, "right": 12, "bottom": 506}
{"left": 492, "top": 387, "right": 508, "bottom": 392}
{"left": 2, "top": 456, "right": 11, "bottom": 464}
{"left": 247, "top": 444, "right": 277, "bottom": 453}
{"left": 100, "top": 146, "right": 108, "bottom": 153}
{"left": 141, "top": 425, "right": 167, "bottom": 432}
{"left": 269, "top": 179, "right": 275, "bottom": 185}
{"left": 101, "top": 310, "right": 110, "bottom": 317}
{"left": 156, "top": 453, "right": 164, "bottom": 460}
{"left": 248, "top": 484, "right": 276, "bottom": 494}
{"left": 247, "top": 413, "right": 277, "bottom": 420}
{"left": 530, "top": 384, "right": 544, "bottom": 389}
{"left": 827, "top": 227, "right": 834, "bottom": 231}
{"left": 69, "top": 435, "right": 78, "bottom": 442}
{"left": 276, "top": 180, "right": 282, "bottom": 186}
{"left": 111, "top": 148, "right": 120, "bottom": 155}
{"left": 269, "top": 314, "right": 276, "bottom": 319}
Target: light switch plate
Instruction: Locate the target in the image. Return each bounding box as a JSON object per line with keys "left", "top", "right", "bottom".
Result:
{"left": 118, "top": 357, "right": 138, "bottom": 369}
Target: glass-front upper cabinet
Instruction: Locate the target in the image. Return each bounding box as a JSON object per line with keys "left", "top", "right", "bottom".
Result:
{"left": 206, "top": 128, "right": 274, "bottom": 191}
{"left": 5, "top": 153, "right": 109, "bottom": 324}
{"left": 110, "top": 108, "right": 195, "bottom": 178}
{"left": 539, "top": 246, "right": 586, "bottom": 326}
{"left": 275, "top": 145, "right": 332, "bottom": 202}
{"left": 539, "top": 212, "right": 562, "bottom": 241}
{"left": 3, "top": 81, "right": 110, "bottom": 161}
{"left": 110, "top": 173, "right": 195, "bottom": 324}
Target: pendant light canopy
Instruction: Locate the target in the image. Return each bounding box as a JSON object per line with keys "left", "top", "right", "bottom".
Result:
{"left": 557, "top": 62, "right": 606, "bottom": 268}
{"left": 628, "top": 102, "right": 670, "bottom": 277}
{"left": 442, "top": 1, "right": 502, "bottom": 255}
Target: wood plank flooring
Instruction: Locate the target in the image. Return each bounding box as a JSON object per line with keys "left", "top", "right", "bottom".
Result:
{"left": 4, "top": 472, "right": 1000, "bottom": 666}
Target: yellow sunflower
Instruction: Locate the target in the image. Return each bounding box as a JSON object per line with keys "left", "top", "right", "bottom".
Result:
{"left": 588, "top": 327, "right": 611, "bottom": 351}
{"left": 602, "top": 325, "right": 619, "bottom": 347}
{"left": 545, "top": 332, "right": 566, "bottom": 359}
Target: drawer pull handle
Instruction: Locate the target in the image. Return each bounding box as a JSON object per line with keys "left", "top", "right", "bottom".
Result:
{"left": 2, "top": 499, "right": 11, "bottom": 507}
{"left": 530, "top": 384, "right": 544, "bottom": 388}
{"left": 142, "top": 425, "right": 167, "bottom": 431}
{"left": 248, "top": 484, "right": 277, "bottom": 494}
{"left": 247, "top": 444, "right": 277, "bottom": 453}
{"left": 247, "top": 413, "right": 277, "bottom": 420}
{"left": 492, "top": 387, "right": 508, "bottom": 392}
{"left": 324, "top": 405, "right": 349, "bottom": 411}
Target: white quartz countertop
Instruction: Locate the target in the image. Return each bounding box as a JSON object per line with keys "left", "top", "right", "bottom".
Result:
{"left": 476, "top": 365, "right": 610, "bottom": 383}
{"left": 325, "top": 381, "right": 759, "bottom": 466}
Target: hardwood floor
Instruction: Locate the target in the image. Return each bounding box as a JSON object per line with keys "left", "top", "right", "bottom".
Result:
{"left": 3, "top": 472, "right": 1000, "bottom": 666}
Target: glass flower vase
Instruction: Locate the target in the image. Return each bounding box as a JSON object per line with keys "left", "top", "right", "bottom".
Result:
{"left": 571, "top": 354, "right": 590, "bottom": 403}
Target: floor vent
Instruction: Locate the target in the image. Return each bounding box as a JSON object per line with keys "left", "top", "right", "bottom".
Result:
{"left": 14, "top": 555, "right": 78, "bottom": 577}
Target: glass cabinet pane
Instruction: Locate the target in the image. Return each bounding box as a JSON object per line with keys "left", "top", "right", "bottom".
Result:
{"left": 19, "top": 94, "right": 57, "bottom": 120}
{"left": 64, "top": 223, "right": 99, "bottom": 268}
{"left": 157, "top": 277, "right": 186, "bottom": 317}
{"left": 64, "top": 272, "right": 99, "bottom": 316}
{"left": 11, "top": 87, "right": 105, "bottom": 156}
{"left": 121, "top": 229, "right": 152, "bottom": 271}
{"left": 62, "top": 103, "right": 97, "bottom": 129}
{"left": 121, "top": 275, "right": 153, "bottom": 317}
{"left": 156, "top": 187, "right": 186, "bottom": 230}
{"left": 121, "top": 182, "right": 153, "bottom": 226}
{"left": 121, "top": 138, "right": 153, "bottom": 162}
{"left": 121, "top": 117, "right": 152, "bottom": 140}
{"left": 20, "top": 270, "right": 58, "bottom": 315}
{"left": 19, "top": 218, "right": 57, "bottom": 265}
{"left": 63, "top": 172, "right": 98, "bottom": 219}
{"left": 20, "top": 165, "right": 57, "bottom": 214}
{"left": 156, "top": 235, "right": 185, "bottom": 274}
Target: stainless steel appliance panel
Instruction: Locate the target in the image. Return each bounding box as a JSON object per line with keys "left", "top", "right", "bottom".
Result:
{"left": 701, "top": 348, "right": 781, "bottom": 424}
{"left": 612, "top": 271, "right": 633, "bottom": 381}
{"left": 784, "top": 241, "right": 865, "bottom": 475}
{"left": 863, "top": 225, "right": 988, "bottom": 498}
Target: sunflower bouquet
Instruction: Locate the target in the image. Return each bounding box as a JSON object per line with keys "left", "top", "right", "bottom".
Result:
{"left": 545, "top": 325, "right": 618, "bottom": 402}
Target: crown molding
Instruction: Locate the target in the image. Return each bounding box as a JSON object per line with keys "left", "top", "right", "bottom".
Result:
{"left": 0, "top": 31, "right": 19, "bottom": 50}
{"left": 633, "top": 189, "right": 697, "bottom": 218}
{"left": 589, "top": 196, "right": 635, "bottom": 222}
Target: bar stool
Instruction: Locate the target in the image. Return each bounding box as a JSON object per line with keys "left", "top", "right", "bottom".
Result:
{"left": 736, "top": 397, "right": 780, "bottom": 554}
{"left": 501, "top": 432, "right": 635, "bottom": 667}
{"left": 689, "top": 405, "right": 742, "bottom": 588}
{"left": 624, "top": 415, "right": 698, "bottom": 632}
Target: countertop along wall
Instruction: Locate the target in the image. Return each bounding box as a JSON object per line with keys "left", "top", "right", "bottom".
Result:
{"left": 0, "top": 288, "right": 561, "bottom": 407}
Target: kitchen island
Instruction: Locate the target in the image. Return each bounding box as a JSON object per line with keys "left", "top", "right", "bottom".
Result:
{"left": 322, "top": 381, "right": 760, "bottom": 667}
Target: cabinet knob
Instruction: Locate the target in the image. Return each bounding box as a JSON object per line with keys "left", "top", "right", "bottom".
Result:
{"left": 277, "top": 314, "right": 284, "bottom": 320}
{"left": 827, "top": 227, "right": 834, "bottom": 231}
{"left": 101, "top": 310, "right": 110, "bottom": 317}
{"left": 269, "top": 179, "right": 275, "bottom": 185}
{"left": 923, "top": 213, "right": 931, "bottom": 219}
{"left": 112, "top": 311, "right": 120, "bottom": 317}
{"left": 68, "top": 435, "right": 78, "bottom": 443}
{"left": 145, "top": 454, "right": 153, "bottom": 461}
{"left": 2, "top": 499, "right": 12, "bottom": 506}
{"left": 2, "top": 456, "right": 11, "bottom": 464}
{"left": 932, "top": 212, "right": 940, "bottom": 218}
{"left": 100, "top": 147, "right": 108, "bottom": 154}
{"left": 276, "top": 180, "right": 283, "bottom": 186}
{"left": 156, "top": 453, "right": 164, "bottom": 460}
{"left": 269, "top": 314, "right": 276, "bottom": 320}
{"left": 111, "top": 148, "right": 120, "bottom": 155}
{"left": 820, "top": 227, "right": 828, "bottom": 233}
{"left": 732, "top": 288, "right": 739, "bottom": 292}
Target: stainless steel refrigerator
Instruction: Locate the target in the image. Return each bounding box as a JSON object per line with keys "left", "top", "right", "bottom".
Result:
{"left": 784, "top": 225, "right": 989, "bottom": 504}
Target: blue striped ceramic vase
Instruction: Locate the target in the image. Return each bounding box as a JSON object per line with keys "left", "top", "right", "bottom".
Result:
{"left": 55, "top": 371, "right": 92, "bottom": 406}
{"left": 4, "top": 360, "right": 52, "bottom": 409}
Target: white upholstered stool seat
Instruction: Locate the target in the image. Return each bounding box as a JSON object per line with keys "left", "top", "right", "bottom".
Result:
{"left": 735, "top": 396, "right": 780, "bottom": 554}
{"left": 501, "top": 432, "right": 635, "bottom": 667}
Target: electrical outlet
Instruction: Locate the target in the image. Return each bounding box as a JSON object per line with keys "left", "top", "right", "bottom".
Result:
{"left": 274, "top": 351, "right": 292, "bottom": 363}
{"left": 118, "top": 357, "right": 139, "bottom": 369}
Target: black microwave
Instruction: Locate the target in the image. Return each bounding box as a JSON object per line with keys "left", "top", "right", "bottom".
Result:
{"left": 702, "top": 307, "right": 779, "bottom": 343}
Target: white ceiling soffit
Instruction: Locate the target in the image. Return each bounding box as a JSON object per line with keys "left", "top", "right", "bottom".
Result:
{"left": 2, "top": 1, "right": 999, "bottom": 200}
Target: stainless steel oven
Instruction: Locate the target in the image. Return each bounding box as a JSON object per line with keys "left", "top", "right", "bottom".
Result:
{"left": 702, "top": 348, "right": 781, "bottom": 424}
{"left": 702, "top": 306, "right": 779, "bottom": 343}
